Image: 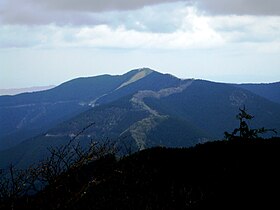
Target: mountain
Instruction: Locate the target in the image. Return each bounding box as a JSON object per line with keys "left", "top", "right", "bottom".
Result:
{"left": 144, "top": 80, "right": 280, "bottom": 138}
{"left": 0, "top": 68, "right": 165, "bottom": 150}
{"left": 1, "top": 70, "right": 279, "bottom": 169}
{"left": 237, "top": 82, "right": 280, "bottom": 104}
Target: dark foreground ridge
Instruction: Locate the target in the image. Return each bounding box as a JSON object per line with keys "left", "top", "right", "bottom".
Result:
{"left": 1, "top": 137, "right": 280, "bottom": 209}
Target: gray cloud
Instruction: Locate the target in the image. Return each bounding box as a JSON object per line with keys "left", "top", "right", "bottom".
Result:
{"left": 0, "top": 0, "right": 182, "bottom": 25}
{"left": 1, "top": 0, "right": 280, "bottom": 26}
{"left": 197, "top": 0, "right": 280, "bottom": 16}
{"left": 15, "top": 0, "right": 280, "bottom": 15}
{"left": 36, "top": 0, "right": 180, "bottom": 12}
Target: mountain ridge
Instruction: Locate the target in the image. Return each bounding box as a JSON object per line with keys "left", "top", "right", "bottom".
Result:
{"left": 0, "top": 68, "right": 160, "bottom": 150}
{"left": 0, "top": 68, "right": 280, "bottom": 168}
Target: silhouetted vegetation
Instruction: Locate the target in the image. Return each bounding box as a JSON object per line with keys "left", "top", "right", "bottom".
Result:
{"left": 225, "top": 106, "right": 277, "bottom": 140}
{"left": 1, "top": 109, "right": 280, "bottom": 209}
{"left": 0, "top": 123, "right": 117, "bottom": 210}
{"left": 1, "top": 137, "right": 280, "bottom": 209}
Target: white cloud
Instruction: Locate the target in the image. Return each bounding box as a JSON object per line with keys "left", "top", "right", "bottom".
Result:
{"left": 1, "top": 0, "right": 279, "bottom": 53}
{"left": 209, "top": 16, "right": 280, "bottom": 43}
{"left": 1, "top": 4, "right": 280, "bottom": 54}
{"left": 1, "top": 1, "right": 280, "bottom": 88}
{"left": 73, "top": 17, "right": 224, "bottom": 50}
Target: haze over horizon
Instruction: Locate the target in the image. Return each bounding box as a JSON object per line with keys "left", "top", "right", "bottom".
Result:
{"left": 1, "top": 67, "right": 279, "bottom": 92}
{"left": 1, "top": 0, "right": 280, "bottom": 89}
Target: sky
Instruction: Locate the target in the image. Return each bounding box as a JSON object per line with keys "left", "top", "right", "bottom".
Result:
{"left": 0, "top": 0, "right": 280, "bottom": 89}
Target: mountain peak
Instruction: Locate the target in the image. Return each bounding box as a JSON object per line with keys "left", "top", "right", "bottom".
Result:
{"left": 137, "top": 67, "right": 154, "bottom": 73}
{"left": 117, "top": 68, "right": 154, "bottom": 90}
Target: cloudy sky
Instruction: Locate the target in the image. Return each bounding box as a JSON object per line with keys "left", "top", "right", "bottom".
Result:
{"left": 1, "top": 0, "right": 280, "bottom": 89}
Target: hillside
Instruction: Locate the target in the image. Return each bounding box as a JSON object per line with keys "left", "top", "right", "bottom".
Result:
{"left": 1, "top": 76, "right": 280, "bottom": 169}
{"left": 2, "top": 69, "right": 279, "bottom": 152}
{"left": 1, "top": 137, "right": 280, "bottom": 209}
{"left": 237, "top": 82, "right": 280, "bottom": 104}
{"left": 145, "top": 80, "right": 280, "bottom": 138}
{"left": 0, "top": 68, "right": 174, "bottom": 150}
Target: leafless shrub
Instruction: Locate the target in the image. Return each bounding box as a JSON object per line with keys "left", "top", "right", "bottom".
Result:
{"left": 0, "top": 122, "right": 117, "bottom": 208}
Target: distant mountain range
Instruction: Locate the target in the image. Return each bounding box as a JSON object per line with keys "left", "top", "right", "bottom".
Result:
{"left": 0, "top": 85, "right": 55, "bottom": 96}
{"left": 0, "top": 68, "right": 279, "bottom": 168}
